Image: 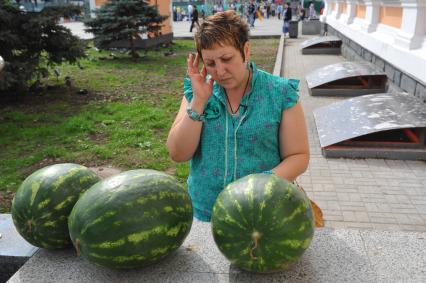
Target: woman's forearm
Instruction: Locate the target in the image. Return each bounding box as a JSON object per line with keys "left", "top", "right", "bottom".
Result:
{"left": 166, "top": 98, "right": 206, "bottom": 162}
{"left": 271, "top": 153, "right": 309, "bottom": 182}
{"left": 167, "top": 117, "right": 203, "bottom": 162}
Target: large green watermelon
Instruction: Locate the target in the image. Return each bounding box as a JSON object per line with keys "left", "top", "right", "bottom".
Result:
{"left": 68, "top": 169, "right": 193, "bottom": 269}
{"left": 11, "top": 163, "right": 100, "bottom": 249}
{"left": 211, "top": 173, "right": 314, "bottom": 273}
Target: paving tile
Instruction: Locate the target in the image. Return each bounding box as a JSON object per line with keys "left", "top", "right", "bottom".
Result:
{"left": 283, "top": 35, "right": 426, "bottom": 231}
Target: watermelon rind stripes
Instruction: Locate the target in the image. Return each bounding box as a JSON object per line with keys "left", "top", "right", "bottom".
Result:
{"left": 68, "top": 169, "right": 193, "bottom": 269}
{"left": 11, "top": 163, "right": 101, "bottom": 249}
{"left": 211, "top": 173, "right": 315, "bottom": 273}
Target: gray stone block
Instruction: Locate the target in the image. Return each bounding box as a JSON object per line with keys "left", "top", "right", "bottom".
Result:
{"left": 400, "top": 74, "right": 417, "bottom": 95}
{"left": 415, "top": 83, "right": 426, "bottom": 103}
{"left": 362, "top": 49, "right": 373, "bottom": 62}
{"left": 341, "top": 46, "right": 348, "bottom": 58}
{"left": 353, "top": 52, "right": 364, "bottom": 63}
{"left": 0, "top": 214, "right": 38, "bottom": 283}
{"left": 349, "top": 40, "right": 362, "bottom": 56}
{"left": 384, "top": 63, "right": 396, "bottom": 82}
{"left": 321, "top": 22, "right": 327, "bottom": 35}
{"left": 7, "top": 223, "right": 378, "bottom": 283}
{"left": 7, "top": 219, "right": 426, "bottom": 283}
{"left": 387, "top": 81, "right": 404, "bottom": 94}
{"left": 393, "top": 70, "right": 402, "bottom": 87}
{"left": 373, "top": 56, "right": 385, "bottom": 71}
{"left": 342, "top": 47, "right": 355, "bottom": 60}
{"left": 302, "top": 20, "right": 321, "bottom": 35}
{"left": 341, "top": 35, "right": 349, "bottom": 45}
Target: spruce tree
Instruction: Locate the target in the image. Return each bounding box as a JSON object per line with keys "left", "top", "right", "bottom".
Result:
{"left": 85, "top": 0, "right": 168, "bottom": 59}
{"left": 0, "top": 3, "right": 86, "bottom": 94}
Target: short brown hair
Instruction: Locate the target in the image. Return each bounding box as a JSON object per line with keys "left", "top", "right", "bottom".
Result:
{"left": 194, "top": 11, "right": 250, "bottom": 62}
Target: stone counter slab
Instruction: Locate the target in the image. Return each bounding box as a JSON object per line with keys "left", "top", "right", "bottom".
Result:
{"left": 8, "top": 220, "right": 426, "bottom": 282}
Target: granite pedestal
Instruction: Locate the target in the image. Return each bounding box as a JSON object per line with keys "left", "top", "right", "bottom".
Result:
{"left": 7, "top": 220, "right": 426, "bottom": 283}
{"left": 302, "top": 20, "right": 321, "bottom": 35}
{"left": 0, "top": 214, "right": 38, "bottom": 283}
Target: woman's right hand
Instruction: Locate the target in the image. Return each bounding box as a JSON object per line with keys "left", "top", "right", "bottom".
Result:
{"left": 187, "top": 53, "right": 214, "bottom": 106}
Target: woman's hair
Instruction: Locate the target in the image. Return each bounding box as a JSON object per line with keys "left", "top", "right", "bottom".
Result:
{"left": 194, "top": 10, "right": 250, "bottom": 62}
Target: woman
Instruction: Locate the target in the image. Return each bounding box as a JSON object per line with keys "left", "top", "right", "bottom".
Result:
{"left": 167, "top": 11, "right": 309, "bottom": 222}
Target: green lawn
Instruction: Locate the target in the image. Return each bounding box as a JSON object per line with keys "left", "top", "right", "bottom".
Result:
{"left": 0, "top": 38, "right": 280, "bottom": 212}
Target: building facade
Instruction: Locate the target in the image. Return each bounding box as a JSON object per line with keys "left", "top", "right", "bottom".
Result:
{"left": 321, "top": 0, "right": 426, "bottom": 100}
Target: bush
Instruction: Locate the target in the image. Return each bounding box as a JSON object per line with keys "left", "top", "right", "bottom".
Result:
{"left": 0, "top": 4, "right": 86, "bottom": 94}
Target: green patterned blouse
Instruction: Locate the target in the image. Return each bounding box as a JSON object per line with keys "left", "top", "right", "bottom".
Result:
{"left": 183, "top": 62, "right": 299, "bottom": 221}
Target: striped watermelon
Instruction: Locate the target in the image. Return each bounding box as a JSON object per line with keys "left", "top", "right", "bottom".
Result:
{"left": 68, "top": 169, "right": 193, "bottom": 269}
{"left": 11, "top": 163, "right": 100, "bottom": 249}
{"left": 211, "top": 173, "right": 314, "bottom": 273}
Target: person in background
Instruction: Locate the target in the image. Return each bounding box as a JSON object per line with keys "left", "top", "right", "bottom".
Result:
{"left": 173, "top": 6, "right": 177, "bottom": 22}
{"left": 266, "top": 1, "right": 271, "bottom": 18}
{"left": 181, "top": 9, "right": 187, "bottom": 21}
{"left": 320, "top": 0, "right": 325, "bottom": 15}
{"left": 177, "top": 6, "right": 182, "bottom": 21}
{"left": 283, "top": 2, "right": 292, "bottom": 37}
{"left": 188, "top": 3, "right": 194, "bottom": 21}
{"left": 247, "top": 0, "right": 256, "bottom": 27}
{"left": 257, "top": 5, "right": 264, "bottom": 21}
{"left": 308, "top": 1, "right": 317, "bottom": 19}
{"left": 277, "top": 2, "right": 283, "bottom": 20}
{"left": 167, "top": 11, "right": 309, "bottom": 222}
{"left": 218, "top": 3, "right": 224, "bottom": 12}
{"left": 190, "top": 5, "right": 200, "bottom": 33}
{"left": 270, "top": 1, "right": 276, "bottom": 18}
{"left": 299, "top": 7, "right": 306, "bottom": 21}
{"left": 239, "top": 2, "right": 245, "bottom": 17}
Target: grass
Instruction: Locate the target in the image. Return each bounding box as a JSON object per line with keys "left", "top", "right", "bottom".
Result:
{"left": 0, "top": 38, "right": 280, "bottom": 212}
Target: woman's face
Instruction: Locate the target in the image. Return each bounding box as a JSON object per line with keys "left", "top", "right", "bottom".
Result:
{"left": 201, "top": 42, "right": 250, "bottom": 90}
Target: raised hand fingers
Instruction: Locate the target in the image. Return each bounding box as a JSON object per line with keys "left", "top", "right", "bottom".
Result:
{"left": 187, "top": 53, "right": 195, "bottom": 74}
{"left": 187, "top": 53, "right": 201, "bottom": 76}
{"left": 193, "top": 53, "right": 200, "bottom": 70}
{"left": 201, "top": 65, "right": 207, "bottom": 78}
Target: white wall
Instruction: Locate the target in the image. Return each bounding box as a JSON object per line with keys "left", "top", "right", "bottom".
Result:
{"left": 322, "top": 0, "right": 426, "bottom": 84}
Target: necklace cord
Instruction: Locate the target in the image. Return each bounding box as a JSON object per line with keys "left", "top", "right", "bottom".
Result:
{"left": 225, "top": 68, "right": 251, "bottom": 115}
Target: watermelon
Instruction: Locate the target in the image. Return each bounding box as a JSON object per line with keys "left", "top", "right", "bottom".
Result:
{"left": 68, "top": 169, "right": 193, "bottom": 269}
{"left": 211, "top": 173, "right": 315, "bottom": 273}
{"left": 11, "top": 163, "right": 100, "bottom": 249}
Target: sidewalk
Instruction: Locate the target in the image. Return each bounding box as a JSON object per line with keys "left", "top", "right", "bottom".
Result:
{"left": 172, "top": 18, "right": 283, "bottom": 38}
{"left": 61, "top": 18, "right": 284, "bottom": 40}
{"left": 283, "top": 35, "right": 426, "bottom": 232}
